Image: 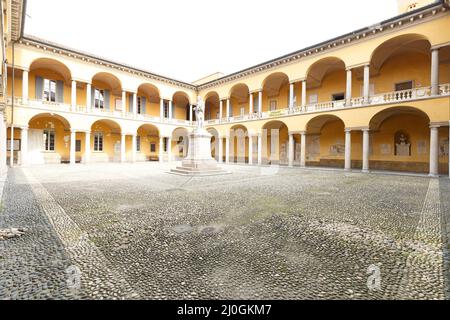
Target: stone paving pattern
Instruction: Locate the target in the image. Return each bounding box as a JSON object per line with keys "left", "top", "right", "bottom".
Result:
{"left": 0, "top": 163, "right": 448, "bottom": 300}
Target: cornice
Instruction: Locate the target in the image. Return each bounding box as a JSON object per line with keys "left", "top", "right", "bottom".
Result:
{"left": 10, "top": 0, "right": 25, "bottom": 41}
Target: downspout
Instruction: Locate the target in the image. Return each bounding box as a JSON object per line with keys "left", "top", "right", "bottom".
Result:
{"left": 9, "top": 41, "right": 14, "bottom": 167}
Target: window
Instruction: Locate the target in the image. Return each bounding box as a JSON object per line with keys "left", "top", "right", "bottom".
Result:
{"left": 43, "top": 79, "right": 56, "bottom": 102}
{"left": 240, "top": 107, "right": 245, "bottom": 116}
{"left": 136, "top": 136, "right": 141, "bottom": 152}
{"left": 395, "top": 81, "right": 413, "bottom": 91}
{"left": 150, "top": 143, "right": 156, "bottom": 153}
{"left": 332, "top": 93, "right": 345, "bottom": 101}
{"left": 94, "top": 132, "right": 103, "bottom": 152}
{"left": 75, "top": 140, "right": 81, "bottom": 152}
{"left": 270, "top": 100, "right": 277, "bottom": 111}
{"left": 163, "top": 137, "right": 168, "bottom": 152}
{"left": 137, "top": 97, "right": 142, "bottom": 114}
{"left": 164, "top": 101, "right": 169, "bottom": 118}
{"left": 94, "top": 89, "right": 104, "bottom": 109}
{"left": 43, "top": 129, "right": 55, "bottom": 151}
{"left": 309, "top": 94, "right": 318, "bottom": 104}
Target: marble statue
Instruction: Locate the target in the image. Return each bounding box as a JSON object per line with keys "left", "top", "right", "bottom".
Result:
{"left": 195, "top": 97, "right": 205, "bottom": 130}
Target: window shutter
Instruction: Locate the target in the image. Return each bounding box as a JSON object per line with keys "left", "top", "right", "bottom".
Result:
{"left": 141, "top": 97, "right": 146, "bottom": 114}
{"left": 104, "top": 90, "right": 110, "bottom": 110}
{"left": 129, "top": 95, "right": 133, "bottom": 113}
{"left": 229, "top": 102, "right": 233, "bottom": 116}
{"left": 35, "top": 76, "right": 44, "bottom": 100}
{"left": 171, "top": 103, "right": 175, "bottom": 118}
{"left": 56, "top": 80, "right": 64, "bottom": 103}
{"left": 91, "top": 87, "right": 95, "bottom": 107}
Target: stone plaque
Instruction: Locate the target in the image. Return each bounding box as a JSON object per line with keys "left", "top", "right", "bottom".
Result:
{"left": 439, "top": 138, "right": 449, "bottom": 157}
{"left": 380, "top": 144, "right": 391, "bottom": 155}
{"left": 417, "top": 140, "right": 427, "bottom": 155}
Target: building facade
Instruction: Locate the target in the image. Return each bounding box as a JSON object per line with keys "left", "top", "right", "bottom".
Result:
{"left": 1, "top": 0, "right": 450, "bottom": 176}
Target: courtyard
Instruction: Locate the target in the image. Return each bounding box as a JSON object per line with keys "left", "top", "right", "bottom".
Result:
{"left": 0, "top": 163, "right": 449, "bottom": 300}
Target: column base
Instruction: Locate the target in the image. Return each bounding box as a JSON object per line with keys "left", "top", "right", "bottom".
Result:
{"left": 428, "top": 173, "right": 439, "bottom": 178}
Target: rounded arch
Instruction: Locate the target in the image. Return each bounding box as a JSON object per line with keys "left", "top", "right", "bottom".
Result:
{"left": 305, "top": 57, "right": 346, "bottom": 88}
{"left": 137, "top": 83, "right": 161, "bottom": 100}
{"left": 137, "top": 123, "right": 160, "bottom": 136}
{"left": 27, "top": 112, "right": 72, "bottom": 128}
{"left": 228, "top": 83, "right": 250, "bottom": 100}
{"left": 172, "top": 91, "right": 191, "bottom": 104}
{"left": 370, "top": 33, "right": 431, "bottom": 73}
{"left": 262, "top": 119, "right": 290, "bottom": 132}
{"left": 306, "top": 114, "right": 345, "bottom": 134}
{"left": 89, "top": 118, "right": 122, "bottom": 133}
{"left": 369, "top": 106, "right": 431, "bottom": 131}
{"left": 29, "top": 57, "right": 72, "bottom": 84}
{"left": 204, "top": 91, "right": 220, "bottom": 120}
{"left": 207, "top": 127, "right": 219, "bottom": 137}
{"left": 92, "top": 72, "right": 123, "bottom": 94}
{"left": 261, "top": 72, "right": 290, "bottom": 92}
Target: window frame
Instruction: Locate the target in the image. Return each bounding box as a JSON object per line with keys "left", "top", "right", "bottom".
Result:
{"left": 93, "top": 132, "right": 104, "bottom": 152}
{"left": 94, "top": 88, "right": 105, "bottom": 109}
{"left": 43, "top": 129, "right": 55, "bottom": 152}
{"left": 43, "top": 79, "right": 57, "bottom": 102}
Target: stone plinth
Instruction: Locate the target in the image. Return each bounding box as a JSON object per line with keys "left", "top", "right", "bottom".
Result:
{"left": 170, "top": 128, "right": 229, "bottom": 176}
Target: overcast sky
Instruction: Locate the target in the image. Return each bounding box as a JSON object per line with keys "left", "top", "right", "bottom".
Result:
{"left": 25, "top": 0, "right": 398, "bottom": 83}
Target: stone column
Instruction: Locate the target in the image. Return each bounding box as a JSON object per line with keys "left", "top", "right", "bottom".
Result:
{"left": 431, "top": 49, "right": 440, "bottom": 96}
{"left": 121, "top": 133, "right": 126, "bottom": 163}
{"left": 225, "top": 136, "right": 230, "bottom": 164}
{"left": 86, "top": 83, "right": 92, "bottom": 112}
{"left": 0, "top": 113, "right": 6, "bottom": 175}
{"left": 168, "top": 100, "right": 173, "bottom": 120}
{"left": 122, "top": 91, "right": 126, "bottom": 117}
{"left": 133, "top": 93, "right": 137, "bottom": 118}
{"left": 189, "top": 104, "right": 193, "bottom": 124}
{"left": 345, "top": 129, "right": 352, "bottom": 171}
{"left": 258, "top": 91, "right": 262, "bottom": 114}
{"left": 70, "top": 130, "right": 76, "bottom": 165}
{"left": 346, "top": 69, "right": 352, "bottom": 106}
{"left": 219, "top": 100, "right": 223, "bottom": 120}
{"left": 9, "top": 126, "right": 14, "bottom": 167}
{"left": 20, "top": 126, "right": 28, "bottom": 166}
{"left": 257, "top": 134, "right": 262, "bottom": 165}
{"left": 226, "top": 99, "right": 230, "bottom": 119}
{"left": 160, "top": 99, "right": 164, "bottom": 120}
{"left": 167, "top": 137, "right": 172, "bottom": 162}
{"left": 249, "top": 93, "right": 253, "bottom": 114}
{"left": 289, "top": 83, "right": 294, "bottom": 110}
{"left": 429, "top": 125, "right": 439, "bottom": 176}
{"left": 159, "top": 137, "right": 164, "bottom": 163}
{"left": 248, "top": 135, "right": 253, "bottom": 165}
{"left": 22, "top": 70, "right": 29, "bottom": 103}
{"left": 300, "top": 132, "right": 306, "bottom": 168}
{"left": 363, "top": 64, "right": 370, "bottom": 104}
{"left": 131, "top": 134, "right": 137, "bottom": 163}
{"left": 71, "top": 80, "right": 77, "bottom": 111}
{"left": 288, "top": 133, "right": 294, "bottom": 167}
{"left": 301, "top": 80, "right": 307, "bottom": 110}
{"left": 362, "top": 129, "right": 370, "bottom": 172}
{"left": 218, "top": 137, "right": 223, "bottom": 163}
{"left": 84, "top": 131, "right": 91, "bottom": 164}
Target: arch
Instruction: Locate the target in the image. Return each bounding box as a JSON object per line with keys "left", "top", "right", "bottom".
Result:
{"left": 137, "top": 123, "right": 160, "bottom": 162}
{"left": 137, "top": 83, "right": 161, "bottom": 101}
{"left": 90, "top": 118, "right": 122, "bottom": 132}
{"left": 29, "top": 58, "right": 72, "bottom": 84}
{"left": 370, "top": 34, "right": 431, "bottom": 73}
{"left": 172, "top": 91, "right": 191, "bottom": 120}
{"left": 92, "top": 72, "right": 122, "bottom": 94}
{"left": 262, "top": 120, "right": 290, "bottom": 132}
{"left": 137, "top": 123, "right": 160, "bottom": 136}
{"left": 27, "top": 112, "right": 72, "bottom": 128}
{"left": 228, "top": 83, "right": 250, "bottom": 101}
{"left": 171, "top": 127, "right": 190, "bottom": 160}
{"left": 204, "top": 91, "right": 220, "bottom": 120}
{"left": 261, "top": 120, "right": 289, "bottom": 165}
{"left": 261, "top": 72, "right": 290, "bottom": 93}
{"left": 306, "top": 114, "right": 345, "bottom": 134}
{"left": 305, "top": 57, "right": 346, "bottom": 88}
{"left": 369, "top": 106, "right": 430, "bottom": 131}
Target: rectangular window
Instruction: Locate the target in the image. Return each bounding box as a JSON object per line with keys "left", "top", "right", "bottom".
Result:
{"left": 150, "top": 143, "right": 156, "bottom": 153}
{"left": 75, "top": 140, "right": 81, "bottom": 152}
{"left": 270, "top": 100, "right": 277, "bottom": 111}
{"left": 395, "top": 81, "right": 413, "bottom": 91}
{"left": 163, "top": 137, "right": 168, "bottom": 152}
{"left": 43, "top": 129, "right": 55, "bottom": 151}
{"left": 309, "top": 94, "right": 318, "bottom": 104}
{"left": 94, "top": 89, "right": 104, "bottom": 109}
{"left": 43, "top": 79, "right": 57, "bottom": 102}
{"left": 94, "top": 132, "right": 103, "bottom": 152}
{"left": 137, "top": 97, "right": 142, "bottom": 114}
{"left": 240, "top": 107, "right": 245, "bottom": 116}
{"left": 164, "top": 101, "right": 169, "bottom": 118}
{"left": 136, "top": 136, "right": 141, "bottom": 152}
{"left": 332, "top": 93, "right": 345, "bottom": 101}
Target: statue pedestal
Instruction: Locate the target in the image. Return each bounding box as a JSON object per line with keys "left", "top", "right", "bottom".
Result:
{"left": 170, "top": 128, "right": 229, "bottom": 176}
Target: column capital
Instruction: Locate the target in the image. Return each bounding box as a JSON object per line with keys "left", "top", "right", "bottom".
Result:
{"left": 361, "top": 128, "right": 370, "bottom": 132}
{"left": 429, "top": 124, "right": 441, "bottom": 129}
{"left": 18, "top": 125, "right": 29, "bottom": 130}
{"left": 345, "top": 128, "right": 352, "bottom": 133}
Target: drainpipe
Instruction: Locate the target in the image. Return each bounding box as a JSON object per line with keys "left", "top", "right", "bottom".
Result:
{"left": 10, "top": 42, "right": 15, "bottom": 167}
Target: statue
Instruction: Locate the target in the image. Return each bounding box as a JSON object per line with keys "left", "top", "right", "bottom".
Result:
{"left": 195, "top": 97, "right": 205, "bottom": 130}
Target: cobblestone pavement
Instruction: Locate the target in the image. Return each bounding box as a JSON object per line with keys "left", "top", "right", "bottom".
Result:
{"left": 0, "top": 163, "right": 448, "bottom": 300}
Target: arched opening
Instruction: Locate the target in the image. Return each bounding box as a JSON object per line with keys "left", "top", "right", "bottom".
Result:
{"left": 91, "top": 73, "right": 122, "bottom": 111}
{"left": 172, "top": 92, "right": 190, "bottom": 121}
{"left": 368, "top": 106, "right": 447, "bottom": 174}
{"left": 229, "top": 84, "right": 250, "bottom": 118}
{"left": 305, "top": 57, "right": 346, "bottom": 106}
{"left": 137, "top": 124, "right": 160, "bottom": 162}
{"left": 305, "top": 115, "right": 346, "bottom": 168}
{"left": 90, "top": 119, "right": 122, "bottom": 162}
{"left": 261, "top": 72, "right": 290, "bottom": 113}
{"left": 204, "top": 92, "right": 220, "bottom": 121}
{"left": 261, "top": 120, "right": 289, "bottom": 165}
{"left": 171, "top": 127, "right": 189, "bottom": 160}
{"left": 20, "top": 113, "right": 72, "bottom": 165}
{"left": 207, "top": 128, "right": 220, "bottom": 160}
{"left": 229, "top": 125, "right": 249, "bottom": 163}
{"left": 137, "top": 83, "right": 161, "bottom": 118}
{"left": 26, "top": 58, "right": 72, "bottom": 104}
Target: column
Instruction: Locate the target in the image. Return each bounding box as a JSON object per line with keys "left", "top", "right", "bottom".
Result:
{"left": 218, "top": 136, "right": 223, "bottom": 163}
{"left": 258, "top": 91, "right": 262, "bottom": 114}
{"left": 84, "top": 131, "right": 91, "bottom": 164}
{"left": 122, "top": 91, "right": 126, "bottom": 117}
{"left": 167, "top": 137, "right": 172, "bottom": 162}
{"left": 22, "top": 70, "right": 29, "bottom": 103}
{"left": 362, "top": 129, "right": 370, "bottom": 172}
{"left": 121, "top": 133, "right": 126, "bottom": 163}
{"left": 160, "top": 99, "right": 164, "bottom": 120}
{"left": 429, "top": 125, "right": 439, "bottom": 176}
{"left": 226, "top": 99, "right": 230, "bottom": 119}
{"left": 301, "top": 80, "right": 307, "bottom": 110}
{"left": 0, "top": 113, "right": 6, "bottom": 175}
{"left": 159, "top": 137, "right": 164, "bottom": 163}
{"left": 248, "top": 135, "right": 253, "bottom": 165}
{"left": 20, "top": 127, "right": 28, "bottom": 166}
{"left": 219, "top": 100, "right": 223, "bottom": 120}
{"left": 289, "top": 83, "right": 294, "bottom": 110}
{"left": 71, "top": 80, "right": 77, "bottom": 111}
{"left": 300, "top": 132, "right": 306, "bottom": 168}
{"left": 225, "top": 136, "right": 230, "bottom": 164}
{"left": 345, "top": 129, "right": 352, "bottom": 171}
{"left": 168, "top": 100, "right": 173, "bottom": 120}
{"left": 189, "top": 104, "right": 193, "bottom": 124}
{"left": 70, "top": 130, "right": 76, "bottom": 165}
{"left": 257, "top": 134, "right": 262, "bottom": 165}
{"left": 133, "top": 93, "right": 137, "bottom": 118}
{"left": 9, "top": 126, "right": 14, "bottom": 167}
{"left": 86, "top": 83, "right": 92, "bottom": 112}
{"left": 431, "top": 49, "right": 440, "bottom": 96}
{"left": 363, "top": 64, "right": 370, "bottom": 104}
{"left": 131, "top": 135, "right": 137, "bottom": 163}
{"left": 249, "top": 93, "right": 253, "bottom": 114}
{"left": 288, "top": 133, "right": 294, "bottom": 167}
{"left": 346, "top": 69, "right": 352, "bottom": 106}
